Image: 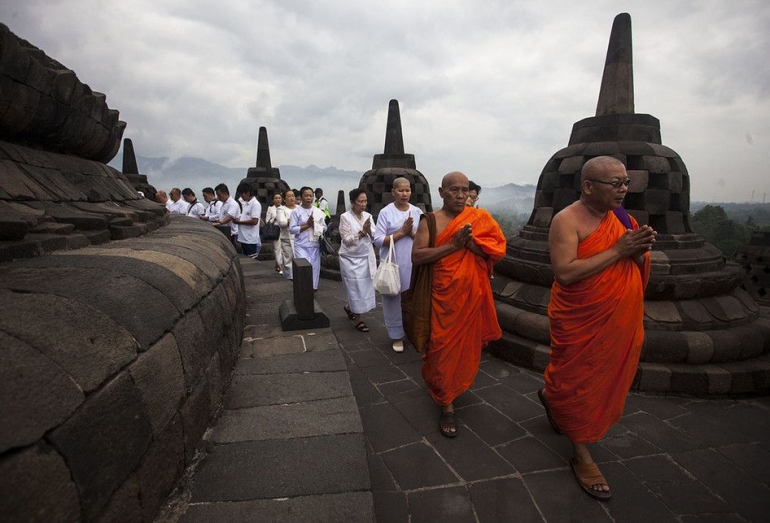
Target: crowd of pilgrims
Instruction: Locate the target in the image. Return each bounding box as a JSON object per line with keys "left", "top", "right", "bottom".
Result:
{"left": 154, "top": 179, "right": 482, "bottom": 353}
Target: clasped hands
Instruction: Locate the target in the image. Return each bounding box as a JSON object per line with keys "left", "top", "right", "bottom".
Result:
{"left": 452, "top": 223, "right": 474, "bottom": 249}
{"left": 614, "top": 225, "right": 656, "bottom": 258}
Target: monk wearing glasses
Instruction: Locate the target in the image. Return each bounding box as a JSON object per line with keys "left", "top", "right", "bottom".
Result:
{"left": 540, "top": 156, "right": 655, "bottom": 500}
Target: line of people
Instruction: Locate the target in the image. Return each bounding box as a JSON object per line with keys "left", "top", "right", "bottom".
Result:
{"left": 155, "top": 159, "right": 654, "bottom": 502}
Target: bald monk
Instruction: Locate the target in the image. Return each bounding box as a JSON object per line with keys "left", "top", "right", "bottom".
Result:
{"left": 540, "top": 156, "right": 655, "bottom": 500}
{"left": 412, "top": 171, "right": 506, "bottom": 437}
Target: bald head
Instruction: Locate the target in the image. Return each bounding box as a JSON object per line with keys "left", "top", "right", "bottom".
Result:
{"left": 392, "top": 177, "right": 410, "bottom": 189}
{"left": 441, "top": 171, "right": 469, "bottom": 189}
{"left": 581, "top": 156, "right": 625, "bottom": 183}
{"left": 439, "top": 171, "right": 470, "bottom": 215}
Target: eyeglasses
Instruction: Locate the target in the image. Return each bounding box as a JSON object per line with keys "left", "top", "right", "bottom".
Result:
{"left": 588, "top": 179, "right": 631, "bottom": 189}
{"left": 469, "top": 196, "right": 479, "bottom": 202}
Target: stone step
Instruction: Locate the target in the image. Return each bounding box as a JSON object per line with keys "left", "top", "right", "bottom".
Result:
{"left": 31, "top": 222, "right": 75, "bottom": 235}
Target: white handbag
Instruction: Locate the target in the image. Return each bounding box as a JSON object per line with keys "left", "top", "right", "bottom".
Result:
{"left": 373, "top": 235, "right": 401, "bottom": 297}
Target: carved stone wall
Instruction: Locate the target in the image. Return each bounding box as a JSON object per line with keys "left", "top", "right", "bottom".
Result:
{"left": 0, "top": 24, "right": 246, "bottom": 522}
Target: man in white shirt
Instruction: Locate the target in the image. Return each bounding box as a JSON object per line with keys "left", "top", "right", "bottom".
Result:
{"left": 200, "top": 187, "right": 222, "bottom": 222}
{"left": 182, "top": 188, "right": 206, "bottom": 218}
{"left": 234, "top": 182, "right": 262, "bottom": 258}
{"left": 169, "top": 188, "right": 187, "bottom": 214}
{"left": 156, "top": 190, "right": 172, "bottom": 213}
{"left": 212, "top": 183, "right": 240, "bottom": 246}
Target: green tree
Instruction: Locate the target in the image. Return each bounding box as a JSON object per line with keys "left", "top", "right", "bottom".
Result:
{"left": 691, "top": 205, "right": 753, "bottom": 256}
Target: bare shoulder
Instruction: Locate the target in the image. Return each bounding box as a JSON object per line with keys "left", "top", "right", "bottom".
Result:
{"left": 551, "top": 204, "right": 579, "bottom": 229}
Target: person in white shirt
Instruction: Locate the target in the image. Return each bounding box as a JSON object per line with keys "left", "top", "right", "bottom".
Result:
{"left": 265, "top": 192, "right": 284, "bottom": 272}
{"left": 276, "top": 188, "right": 298, "bottom": 279}
{"left": 169, "top": 188, "right": 187, "bottom": 214}
{"left": 338, "top": 188, "right": 376, "bottom": 333}
{"left": 212, "top": 183, "right": 240, "bottom": 246}
{"left": 200, "top": 187, "right": 223, "bottom": 222}
{"left": 290, "top": 186, "right": 327, "bottom": 290}
{"left": 156, "top": 190, "right": 172, "bottom": 213}
{"left": 234, "top": 182, "right": 261, "bottom": 258}
{"left": 182, "top": 188, "right": 206, "bottom": 218}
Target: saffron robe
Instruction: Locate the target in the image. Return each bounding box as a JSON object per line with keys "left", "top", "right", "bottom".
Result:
{"left": 421, "top": 207, "right": 507, "bottom": 405}
{"left": 545, "top": 211, "right": 651, "bottom": 443}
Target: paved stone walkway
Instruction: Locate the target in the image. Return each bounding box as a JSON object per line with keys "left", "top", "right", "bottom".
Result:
{"left": 160, "top": 256, "right": 770, "bottom": 522}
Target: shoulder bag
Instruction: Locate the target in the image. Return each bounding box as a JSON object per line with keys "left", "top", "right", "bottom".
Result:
{"left": 373, "top": 235, "right": 401, "bottom": 296}
{"left": 401, "top": 213, "right": 435, "bottom": 353}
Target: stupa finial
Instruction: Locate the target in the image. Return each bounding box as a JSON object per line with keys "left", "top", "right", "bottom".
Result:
{"left": 383, "top": 99, "right": 405, "bottom": 154}
{"left": 256, "top": 126, "right": 272, "bottom": 170}
{"left": 596, "top": 13, "right": 634, "bottom": 116}
{"left": 122, "top": 138, "right": 139, "bottom": 174}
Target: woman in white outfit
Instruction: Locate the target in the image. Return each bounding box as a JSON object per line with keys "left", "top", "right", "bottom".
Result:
{"left": 265, "top": 192, "right": 284, "bottom": 273}
{"left": 289, "top": 186, "right": 327, "bottom": 290}
{"left": 373, "top": 177, "right": 423, "bottom": 352}
{"left": 276, "top": 188, "right": 297, "bottom": 279}
{"left": 338, "top": 188, "right": 376, "bottom": 333}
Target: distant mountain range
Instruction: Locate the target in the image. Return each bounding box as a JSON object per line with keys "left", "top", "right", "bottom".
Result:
{"left": 108, "top": 153, "right": 537, "bottom": 216}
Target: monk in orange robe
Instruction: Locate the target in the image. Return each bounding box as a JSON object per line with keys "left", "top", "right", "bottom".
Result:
{"left": 412, "top": 171, "right": 507, "bottom": 438}
{"left": 541, "top": 156, "right": 655, "bottom": 500}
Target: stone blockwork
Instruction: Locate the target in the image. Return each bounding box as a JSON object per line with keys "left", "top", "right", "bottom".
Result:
{"left": 0, "top": 140, "right": 166, "bottom": 253}
{"left": 736, "top": 231, "right": 770, "bottom": 307}
{"left": 0, "top": 23, "right": 246, "bottom": 522}
{"left": 0, "top": 24, "right": 125, "bottom": 162}
{"left": 0, "top": 218, "right": 245, "bottom": 522}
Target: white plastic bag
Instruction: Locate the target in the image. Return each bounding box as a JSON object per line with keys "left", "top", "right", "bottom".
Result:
{"left": 373, "top": 235, "right": 401, "bottom": 297}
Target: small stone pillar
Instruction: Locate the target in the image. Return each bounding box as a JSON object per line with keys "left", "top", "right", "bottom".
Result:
{"left": 279, "top": 258, "right": 330, "bottom": 330}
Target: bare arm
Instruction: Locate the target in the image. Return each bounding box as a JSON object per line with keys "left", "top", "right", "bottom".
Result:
{"left": 549, "top": 213, "right": 656, "bottom": 286}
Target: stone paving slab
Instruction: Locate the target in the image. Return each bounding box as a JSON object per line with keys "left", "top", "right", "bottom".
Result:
{"left": 224, "top": 371, "right": 352, "bottom": 409}
{"left": 235, "top": 347, "right": 346, "bottom": 375}
{"left": 180, "top": 492, "right": 374, "bottom": 523}
{"left": 208, "top": 396, "right": 362, "bottom": 443}
{"left": 189, "top": 434, "right": 370, "bottom": 501}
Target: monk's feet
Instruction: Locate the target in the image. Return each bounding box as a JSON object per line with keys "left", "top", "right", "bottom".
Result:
{"left": 392, "top": 339, "right": 404, "bottom": 353}
{"left": 439, "top": 410, "right": 457, "bottom": 438}
{"left": 570, "top": 458, "right": 611, "bottom": 501}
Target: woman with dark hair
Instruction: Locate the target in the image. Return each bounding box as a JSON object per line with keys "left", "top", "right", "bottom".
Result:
{"left": 338, "top": 188, "right": 376, "bottom": 332}
{"left": 276, "top": 188, "right": 298, "bottom": 279}
{"left": 289, "top": 186, "right": 327, "bottom": 290}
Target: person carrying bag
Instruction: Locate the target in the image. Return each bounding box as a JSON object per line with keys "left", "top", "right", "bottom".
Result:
{"left": 373, "top": 235, "right": 401, "bottom": 296}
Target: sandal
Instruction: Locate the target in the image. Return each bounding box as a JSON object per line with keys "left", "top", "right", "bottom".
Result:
{"left": 538, "top": 388, "right": 563, "bottom": 435}
{"left": 571, "top": 459, "right": 611, "bottom": 501}
{"left": 343, "top": 305, "right": 357, "bottom": 320}
{"left": 355, "top": 321, "right": 369, "bottom": 332}
{"left": 439, "top": 411, "right": 457, "bottom": 438}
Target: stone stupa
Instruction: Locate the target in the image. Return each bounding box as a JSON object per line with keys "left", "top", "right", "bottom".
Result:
{"left": 359, "top": 99, "right": 432, "bottom": 219}
{"left": 238, "top": 126, "right": 290, "bottom": 220}
{"left": 491, "top": 13, "right": 770, "bottom": 395}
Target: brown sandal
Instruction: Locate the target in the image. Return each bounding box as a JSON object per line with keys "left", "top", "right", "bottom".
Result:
{"left": 571, "top": 459, "right": 611, "bottom": 501}
{"left": 355, "top": 321, "right": 369, "bottom": 332}
{"left": 439, "top": 411, "right": 457, "bottom": 438}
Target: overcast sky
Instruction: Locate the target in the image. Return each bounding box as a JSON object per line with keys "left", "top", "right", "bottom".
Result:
{"left": 2, "top": 0, "right": 768, "bottom": 202}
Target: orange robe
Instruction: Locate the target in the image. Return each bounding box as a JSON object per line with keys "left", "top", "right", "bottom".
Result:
{"left": 545, "top": 212, "right": 651, "bottom": 443}
{"left": 421, "top": 208, "right": 507, "bottom": 405}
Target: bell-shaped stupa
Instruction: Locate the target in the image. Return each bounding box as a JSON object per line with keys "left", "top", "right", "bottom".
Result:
{"left": 492, "top": 13, "right": 770, "bottom": 395}
{"left": 238, "top": 126, "right": 290, "bottom": 216}
{"left": 359, "top": 100, "right": 432, "bottom": 219}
